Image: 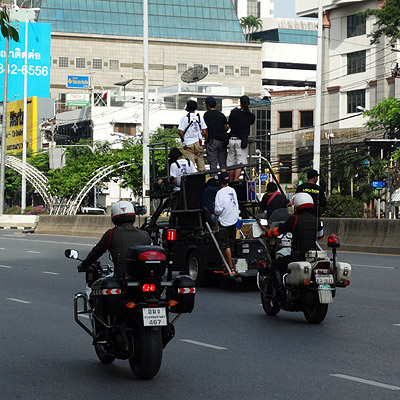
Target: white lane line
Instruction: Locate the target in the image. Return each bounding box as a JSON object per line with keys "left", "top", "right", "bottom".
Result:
{"left": 331, "top": 374, "right": 400, "bottom": 391}
{"left": 180, "top": 339, "right": 227, "bottom": 350}
{"left": 6, "top": 298, "right": 32, "bottom": 304}
{"left": 352, "top": 264, "right": 396, "bottom": 270}
{"left": 42, "top": 271, "right": 60, "bottom": 275}
{"left": 0, "top": 264, "right": 12, "bottom": 268}
{"left": 27, "top": 251, "right": 40, "bottom": 254}
{"left": 0, "top": 236, "right": 93, "bottom": 246}
{"left": 0, "top": 247, "right": 5, "bottom": 249}
{"left": 393, "top": 324, "right": 400, "bottom": 327}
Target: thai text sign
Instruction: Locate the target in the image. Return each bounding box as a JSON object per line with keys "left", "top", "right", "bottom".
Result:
{"left": 66, "top": 93, "right": 90, "bottom": 107}
{"left": 67, "top": 75, "right": 90, "bottom": 89}
{"left": 0, "top": 23, "right": 51, "bottom": 102}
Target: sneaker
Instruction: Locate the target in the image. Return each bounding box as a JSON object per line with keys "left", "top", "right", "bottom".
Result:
{"left": 214, "top": 267, "right": 228, "bottom": 275}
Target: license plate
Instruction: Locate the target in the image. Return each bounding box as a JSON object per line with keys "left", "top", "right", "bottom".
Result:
{"left": 316, "top": 275, "right": 334, "bottom": 284}
{"left": 142, "top": 307, "right": 167, "bottom": 326}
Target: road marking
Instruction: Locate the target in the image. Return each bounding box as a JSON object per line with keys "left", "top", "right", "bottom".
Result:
{"left": 393, "top": 324, "right": 400, "bottom": 327}
{"left": 6, "top": 298, "right": 31, "bottom": 304}
{"left": 180, "top": 339, "right": 227, "bottom": 350}
{"left": 352, "top": 263, "right": 396, "bottom": 270}
{"left": 0, "top": 264, "right": 12, "bottom": 268}
{"left": 0, "top": 247, "right": 5, "bottom": 249}
{"left": 0, "top": 236, "right": 93, "bottom": 247}
{"left": 331, "top": 374, "right": 400, "bottom": 391}
{"left": 42, "top": 271, "right": 60, "bottom": 275}
{"left": 27, "top": 251, "right": 40, "bottom": 254}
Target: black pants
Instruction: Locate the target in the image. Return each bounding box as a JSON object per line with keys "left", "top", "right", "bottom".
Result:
{"left": 271, "top": 255, "right": 292, "bottom": 288}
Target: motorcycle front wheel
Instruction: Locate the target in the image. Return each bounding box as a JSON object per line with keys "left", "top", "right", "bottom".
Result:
{"left": 303, "top": 293, "right": 328, "bottom": 324}
{"left": 260, "top": 276, "right": 280, "bottom": 316}
{"left": 129, "top": 327, "right": 163, "bottom": 380}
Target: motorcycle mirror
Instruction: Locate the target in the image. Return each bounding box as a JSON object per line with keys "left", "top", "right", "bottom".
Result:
{"left": 65, "top": 249, "right": 79, "bottom": 259}
{"left": 135, "top": 205, "right": 147, "bottom": 216}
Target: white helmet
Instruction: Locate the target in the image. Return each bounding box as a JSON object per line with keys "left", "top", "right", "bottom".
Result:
{"left": 111, "top": 200, "right": 135, "bottom": 225}
{"left": 293, "top": 192, "right": 314, "bottom": 211}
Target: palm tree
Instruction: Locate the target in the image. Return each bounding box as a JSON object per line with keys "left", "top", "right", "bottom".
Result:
{"left": 240, "top": 15, "right": 263, "bottom": 42}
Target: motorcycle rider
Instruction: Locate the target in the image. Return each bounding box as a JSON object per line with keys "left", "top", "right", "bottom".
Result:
{"left": 261, "top": 192, "right": 321, "bottom": 299}
{"left": 77, "top": 200, "right": 152, "bottom": 278}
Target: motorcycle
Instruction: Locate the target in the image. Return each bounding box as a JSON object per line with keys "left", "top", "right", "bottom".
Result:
{"left": 257, "top": 233, "right": 351, "bottom": 324}
{"left": 65, "top": 245, "right": 195, "bottom": 379}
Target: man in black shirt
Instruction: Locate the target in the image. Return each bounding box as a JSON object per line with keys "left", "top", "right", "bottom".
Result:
{"left": 296, "top": 169, "right": 326, "bottom": 216}
{"left": 259, "top": 182, "right": 288, "bottom": 220}
{"left": 204, "top": 96, "right": 229, "bottom": 171}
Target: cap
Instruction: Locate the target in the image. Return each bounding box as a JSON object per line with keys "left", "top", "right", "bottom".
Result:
{"left": 205, "top": 96, "right": 216, "bottom": 108}
{"left": 240, "top": 95, "right": 250, "bottom": 107}
{"left": 307, "top": 169, "right": 319, "bottom": 179}
{"left": 185, "top": 100, "right": 197, "bottom": 112}
{"left": 217, "top": 171, "right": 230, "bottom": 184}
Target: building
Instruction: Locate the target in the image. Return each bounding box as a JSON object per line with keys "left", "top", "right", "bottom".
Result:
{"left": 232, "top": 0, "right": 275, "bottom": 20}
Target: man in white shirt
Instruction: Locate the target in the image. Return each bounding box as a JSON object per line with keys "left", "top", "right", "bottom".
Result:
{"left": 178, "top": 100, "right": 207, "bottom": 171}
{"left": 214, "top": 171, "right": 239, "bottom": 275}
{"left": 168, "top": 147, "right": 197, "bottom": 192}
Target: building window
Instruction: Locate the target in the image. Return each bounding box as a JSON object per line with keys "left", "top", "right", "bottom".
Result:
{"left": 347, "top": 50, "right": 366, "bottom": 75}
{"left": 92, "top": 58, "right": 103, "bottom": 70}
{"left": 299, "top": 110, "right": 314, "bottom": 128}
{"left": 347, "top": 89, "right": 365, "bottom": 113}
{"left": 59, "top": 56, "right": 69, "bottom": 68}
{"left": 177, "top": 63, "right": 187, "bottom": 74}
{"left": 75, "top": 57, "right": 86, "bottom": 69}
{"left": 240, "top": 66, "right": 250, "bottom": 76}
{"left": 113, "top": 123, "right": 136, "bottom": 136}
{"left": 225, "top": 65, "right": 234, "bottom": 76}
{"left": 278, "top": 111, "right": 293, "bottom": 129}
{"left": 109, "top": 59, "right": 119, "bottom": 70}
{"left": 209, "top": 64, "right": 219, "bottom": 75}
{"left": 194, "top": 63, "right": 203, "bottom": 68}
{"left": 347, "top": 14, "right": 366, "bottom": 38}
{"left": 279, "top": 154, "right": 292, "bottom": 183}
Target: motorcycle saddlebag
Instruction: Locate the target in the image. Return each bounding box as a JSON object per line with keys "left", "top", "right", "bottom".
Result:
{"left": 286, "top": 261, "right": 312, "bottom": 286}
{"left": 170, "top": 275, "right": 196, "bottom": 314}
{"left": 335, "top": 262, "right": 352, "bottom": 283}
{"left": 125, "top": 245, "right": 167, "bottom": 279}
{"left": 90, "top": 276, "right": 122, "bottom": 315}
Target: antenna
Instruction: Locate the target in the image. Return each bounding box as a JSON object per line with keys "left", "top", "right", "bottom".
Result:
{"left": 181, "top": 66, "right": 209, "bottom": 84}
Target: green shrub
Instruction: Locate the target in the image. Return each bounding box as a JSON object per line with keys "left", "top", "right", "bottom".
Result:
{"left": 5, "top": 205, "right": 22, "bottom": 214}
{"left": 324, "top": 194, "right": 365, "bottom": 218}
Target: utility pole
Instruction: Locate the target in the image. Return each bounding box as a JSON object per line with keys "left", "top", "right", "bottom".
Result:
{"left": 142, "top": 0, "right": 150, "bottom": 212}
{"left": 0, "top": 16, "right": 9, "bottom": 215}
{"left": 313, "top": 0, "right": 324, "bottom": 175}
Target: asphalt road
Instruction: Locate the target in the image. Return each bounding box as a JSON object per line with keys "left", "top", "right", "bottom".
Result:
{"left": 0, "top": 230, "right": 400, "bottom": 400}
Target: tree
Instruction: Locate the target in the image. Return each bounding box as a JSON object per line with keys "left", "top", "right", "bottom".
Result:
{"left": 240, "top": 15, "right": 263, "bottom": 42}
{"left": 361, "top": 0, "right": 400, "bottom": 47}
{"left": 0, "top": 9, "right": 19, "bottom": 41}
{"left": 361, "top": 97, "right": 400, "bottom": 138}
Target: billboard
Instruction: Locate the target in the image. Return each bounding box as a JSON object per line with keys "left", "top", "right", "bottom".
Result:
{"left": 6, "top": 96, "right": 55, "bottom": 155}
{"left": 0, "top": 22, "right": 51, "bottom": 102}
{"left": 66, "top": 75, "right": 90, "bottom": 89}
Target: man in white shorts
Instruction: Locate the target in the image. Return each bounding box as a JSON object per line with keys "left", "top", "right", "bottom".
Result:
{"left": 227, "top": 95, "right": 255, "bottom": 182}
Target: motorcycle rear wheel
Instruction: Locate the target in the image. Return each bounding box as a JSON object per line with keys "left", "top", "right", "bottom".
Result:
{"left": 303, "top": 294, "right": 328, "bottom": 324}
{"left": 129, "top": 328, "right": 163, "bottom": 380}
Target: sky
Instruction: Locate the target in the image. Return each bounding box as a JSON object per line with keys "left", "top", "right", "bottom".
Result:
{"left": 273, "top": 0, "right": 298, "bottom": 19}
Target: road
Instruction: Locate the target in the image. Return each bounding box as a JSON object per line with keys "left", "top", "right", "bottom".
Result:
{"left": 0, "top": 230, "right": 399, "bottom": 399}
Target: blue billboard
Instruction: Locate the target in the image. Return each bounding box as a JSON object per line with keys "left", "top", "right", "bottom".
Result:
{"left": 66, "top": 75, "right": 90, "bottom": 89}
{"left": 0, "top": 23, "right": 51, "bottom": 102}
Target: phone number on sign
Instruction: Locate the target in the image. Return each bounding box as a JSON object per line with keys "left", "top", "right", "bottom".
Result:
{"left": 0, "top": 64, "right": 49, "bottom": 76}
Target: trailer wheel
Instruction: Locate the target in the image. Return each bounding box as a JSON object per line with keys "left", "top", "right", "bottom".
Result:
{"left": 186, "top": 250, "right": 208, "bottom": 286}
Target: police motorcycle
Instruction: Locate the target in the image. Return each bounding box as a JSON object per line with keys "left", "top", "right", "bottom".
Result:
{"left": 65, "top": 209, "right": 195, "bottom": 379}
{"left": 257, "top": 194, "right": 351, "bottom": 324}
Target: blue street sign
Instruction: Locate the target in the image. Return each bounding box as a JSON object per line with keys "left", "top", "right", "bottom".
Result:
{"left": 67, "top": 75, "right": 90, "bottom": 89}
{"left": 259, "top": 173, "right": 269, "bottom": 182}
{"left": 371, "top": 181, "right": 387, "bottom": 189}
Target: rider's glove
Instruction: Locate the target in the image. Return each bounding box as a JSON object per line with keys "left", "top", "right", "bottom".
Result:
{"left": 77, "top": 263, "right": 87, "bottom": 272}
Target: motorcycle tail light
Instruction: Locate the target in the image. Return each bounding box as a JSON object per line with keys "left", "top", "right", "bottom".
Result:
{"left": 126, "top": 302, "right": 136, "bottom": 309}
{"left": 303, "top": 280, "right": 311, "bottom": 286}
{"left": 139, "top": 251, "right": 166, "bottom": 261}
{"left": 167, "top": 229, "right": 177, "bottom": 241}
{"left": 343, "top": 280, "right": 350, "bottom": 286}
{"left": 142, "top": 283, "right": 156, "bottom": 292}
{"left": 169, "top": 300, "right": 178, "bottom": 307}
{"left": 258, "top": 260, "right": 267, "bottom": 269}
